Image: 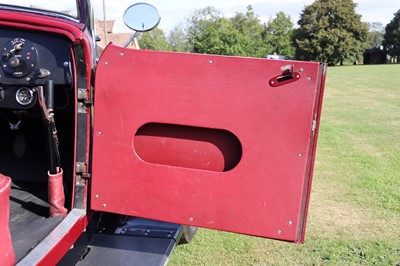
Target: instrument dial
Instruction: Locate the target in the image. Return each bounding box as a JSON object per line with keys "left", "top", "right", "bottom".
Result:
{"left": 16, "top": 87, "right": 34, "bottom": 105}
{"left": 1, "top": 38, "right": 38, "bottom": 78}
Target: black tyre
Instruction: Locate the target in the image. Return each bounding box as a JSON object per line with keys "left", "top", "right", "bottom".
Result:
{"left": 178, "top": 225, "right": 198, "bottom": 245}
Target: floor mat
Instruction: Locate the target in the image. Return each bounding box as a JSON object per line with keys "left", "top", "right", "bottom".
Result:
{"left": 10, "top": 182, "right": 62, "bottom": 261}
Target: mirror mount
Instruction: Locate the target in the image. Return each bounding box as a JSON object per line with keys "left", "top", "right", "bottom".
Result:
{"left": 123, "top": 32, "right": 140, "bottom": 48}
{"left": 123, "top": 3, "right": 161, "bottom": 48}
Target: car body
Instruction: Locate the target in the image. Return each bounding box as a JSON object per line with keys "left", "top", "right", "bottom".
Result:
{"left": 0, "top": 1, "right": 326, "bottom": 265}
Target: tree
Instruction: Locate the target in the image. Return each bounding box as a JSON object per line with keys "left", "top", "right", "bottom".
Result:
{"left": 186, "top": 6, "right": 222, "bottom": 53}
{"left": 293, "top": 0, "right": 369, "bottom": 65}
{"left": 230, "top": 5, "right": 268, "bottom": 57}
{"left": 183, "top": 6, "right": 252, "bottom": 56}
{"left": 168, "top": 23, "right": 191, "bottom": 52}
{"left": 368, "top": 22, "right": 385, "bottom": 48}
{"left": 192, "top": 17, "right": 247, "bottom": 55}
{"left": 265, "top": 11, "right": 295, "bottom": 58}
{"left": 169, "top": 5, "right": 294, "bottom": 58}
{"left": 138, "top": 28, "right": 172, "bottom": 51}
{"left": 383, "top": 10, "right": 400, "bottom": 57}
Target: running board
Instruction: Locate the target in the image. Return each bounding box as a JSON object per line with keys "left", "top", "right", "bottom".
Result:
{"left": 76, "top": 217, "right": 182, "bottom": 266}
{"left": 76, "top": 234, "right": 176, "bottom": 266}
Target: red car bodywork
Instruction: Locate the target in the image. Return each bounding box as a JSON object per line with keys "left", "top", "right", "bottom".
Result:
{"left": 0, "top": 2, "right": 326, "bottom": 265}
{"left": 93, "top": 45, "right": 326, "bottom": 242}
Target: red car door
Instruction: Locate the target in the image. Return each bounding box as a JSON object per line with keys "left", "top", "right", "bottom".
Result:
{"left": 91, "top": 43, "right": 326, "bottom": 243}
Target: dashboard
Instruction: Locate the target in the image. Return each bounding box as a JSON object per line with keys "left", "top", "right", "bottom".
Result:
{"left": 0, "top": 28, "right": 73, "bottom": 109}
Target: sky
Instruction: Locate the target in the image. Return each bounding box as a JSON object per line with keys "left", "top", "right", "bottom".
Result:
{"left": 91, "top": 0, "right": 400, "bottom": 34}
{"left": 1, "top": 0, "right": 399, "bottom": 34}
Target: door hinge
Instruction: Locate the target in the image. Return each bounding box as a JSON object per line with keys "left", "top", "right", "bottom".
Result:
{"left": 76, "top": 162, "right": 91, "bottom": 179}
{"left": 77, "top": 102, "right": 87, "bottom": 114}
{"left": 78, "top": 88, "right": 93, "bottom": 106}
{"left": 311, "top": 119, "right": 317, "bottom": 135}
{"left": 78, "top": 88, "right": 88, "bottom": 100}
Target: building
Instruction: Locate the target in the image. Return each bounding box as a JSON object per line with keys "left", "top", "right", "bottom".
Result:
{"left": 363, "top": 47, "right": 386, "bottom": 64}
{"left": 94, "top": 19, "right": 139, "bottom": 50}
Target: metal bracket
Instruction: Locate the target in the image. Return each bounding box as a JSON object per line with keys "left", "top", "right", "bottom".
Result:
{"left": 77, "top": 102, "right": 87, "bottom": 114}
{"left": 312, "top": 120, "right": 317, "bottom": 132}
{"left": 76, "top": 162, "right": 90, "bottom": 179}
{"left": 74, "top": 174, "right": 86, "bottom": 209}
{"left": 269, "top": 64, "right": 301, "bottom": 87}
{"left": 76, "top": 161, "right": 87, "bottom": 173}
{"left": 78, "top": 88, "right": 93, "bottom": 106}
{"left": 77, "top": 88, "right": 88, "bottom": 101}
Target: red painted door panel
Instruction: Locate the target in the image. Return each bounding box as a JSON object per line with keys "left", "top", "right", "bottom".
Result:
{"left": 92, "top": 43, "right": 326, "bottom": 243}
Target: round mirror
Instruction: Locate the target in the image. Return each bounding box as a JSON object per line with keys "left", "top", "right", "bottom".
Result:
{"left": 123, "top": 3, "right": 161, "bottom": 32}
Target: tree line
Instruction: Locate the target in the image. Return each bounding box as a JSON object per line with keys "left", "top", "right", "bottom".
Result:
{"left": 138, "top": 0, "right": 400, "bottom": 66}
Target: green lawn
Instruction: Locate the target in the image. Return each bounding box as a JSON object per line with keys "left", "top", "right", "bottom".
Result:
{"left": 170, "top": 64, "right": 400, "bottom": 265}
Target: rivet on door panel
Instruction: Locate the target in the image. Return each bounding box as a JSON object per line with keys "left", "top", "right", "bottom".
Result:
{"left": 133, "top": 123, "right": 242, "bottom": 172}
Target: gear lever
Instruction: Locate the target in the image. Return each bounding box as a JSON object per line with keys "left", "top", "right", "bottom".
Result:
{"left": 37, "top": 80, "right": 67, "bottom": 217}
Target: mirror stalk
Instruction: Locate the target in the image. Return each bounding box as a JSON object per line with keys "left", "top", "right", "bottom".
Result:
{"left": 124, "top": 31, "right": 140, "bottom": 48}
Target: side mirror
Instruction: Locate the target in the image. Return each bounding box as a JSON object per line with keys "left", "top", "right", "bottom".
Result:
{"left": 124, "top": 3, "right": 161, "bottom": 32}
{"left": 123, "top": 3, "right": 161, "bottom": 47}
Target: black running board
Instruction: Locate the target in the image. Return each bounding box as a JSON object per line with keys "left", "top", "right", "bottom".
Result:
{"left": 76, "top": 234, "right": 176, "bottom": 266}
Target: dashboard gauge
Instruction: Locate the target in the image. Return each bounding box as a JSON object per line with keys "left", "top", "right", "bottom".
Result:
{"left": 16, "top": 87, "right": 34, "bottom": 105}
{"left": 1, "top": 38, "right": 38, "bottom": 78}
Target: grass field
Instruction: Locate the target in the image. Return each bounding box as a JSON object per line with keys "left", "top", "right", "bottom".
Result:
{"left": 169, "top": 64, "right": 400, "bottom": 265}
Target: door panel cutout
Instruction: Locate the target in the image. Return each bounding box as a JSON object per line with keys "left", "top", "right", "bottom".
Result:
{"left": 134, "top": 123, "right": 242, "bottom": 172}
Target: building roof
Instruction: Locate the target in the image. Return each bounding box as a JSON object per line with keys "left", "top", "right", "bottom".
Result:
{"left": 94, "top": 19, "right": 139, "bottom": 49}
{"left": 94, "top": 19, "right": 115, "bottom": 34}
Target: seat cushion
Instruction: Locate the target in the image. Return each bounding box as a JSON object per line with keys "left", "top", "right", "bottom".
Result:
{"left": 0, "top": 174, "right": 16, "bottom": 265}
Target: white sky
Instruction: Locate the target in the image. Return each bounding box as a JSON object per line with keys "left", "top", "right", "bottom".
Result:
{"left": 0, "top": 1, "right": 398, "bottom": 33}
{"left": 92, "top": 0, "right": 400, "bottom": 34}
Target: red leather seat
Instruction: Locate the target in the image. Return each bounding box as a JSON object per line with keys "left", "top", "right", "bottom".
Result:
{"left": 0, "top": 174, "right": 16, "bottom": 265}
